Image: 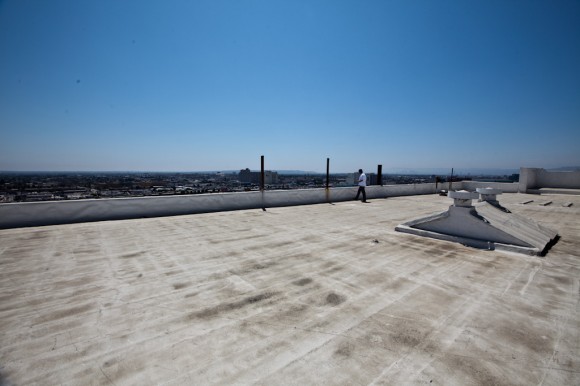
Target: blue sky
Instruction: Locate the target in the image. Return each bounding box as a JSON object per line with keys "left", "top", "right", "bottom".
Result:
{"left": 1, "top": 0, "right": 579, "bottom": 173}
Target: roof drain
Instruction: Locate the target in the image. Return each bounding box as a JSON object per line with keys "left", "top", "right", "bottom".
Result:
{"left": 395, "top": 189, "right": 558, "bottom": 256}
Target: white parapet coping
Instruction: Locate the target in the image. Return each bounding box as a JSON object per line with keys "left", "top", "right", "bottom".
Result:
{"left": 0, "top": 182, "right": 441, "bottom": 229}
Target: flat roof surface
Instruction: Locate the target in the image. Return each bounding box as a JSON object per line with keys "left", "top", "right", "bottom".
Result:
{"left": 1, "top": 193, "right": 579, "bottom": 385}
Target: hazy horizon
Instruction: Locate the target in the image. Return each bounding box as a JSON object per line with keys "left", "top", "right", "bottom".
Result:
{"left": 4, "top": 166, "right": 570, "bottom": 176}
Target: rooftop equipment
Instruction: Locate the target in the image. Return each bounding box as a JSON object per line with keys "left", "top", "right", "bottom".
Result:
{"left": 395, "top": 189, "right": 558, "bottom": 256}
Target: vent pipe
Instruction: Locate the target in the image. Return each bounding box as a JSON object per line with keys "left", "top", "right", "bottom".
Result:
{"left": 449, "top": 190, "right": 479, "bottom": 207}
{"left": 476, "top": 187, "right": 502, "bottom": 203}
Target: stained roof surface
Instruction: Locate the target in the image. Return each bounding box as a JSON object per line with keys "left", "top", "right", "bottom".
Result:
{"left": 1, "top": 192, "right": 579, "bottom": 385}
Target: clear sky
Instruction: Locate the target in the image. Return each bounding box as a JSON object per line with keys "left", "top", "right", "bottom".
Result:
{"left": 1, "top": 0, "right": 579, "bottom": 173}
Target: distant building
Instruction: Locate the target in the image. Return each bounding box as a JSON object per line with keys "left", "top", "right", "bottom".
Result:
{"left": 239, "top": 168, "right": 279, "bottom": 185}
{"left": 24, "top": 192, "right": 55, "bottom": 201}
{"left": 0, "top": 194, "right": 15, "bottom": 203}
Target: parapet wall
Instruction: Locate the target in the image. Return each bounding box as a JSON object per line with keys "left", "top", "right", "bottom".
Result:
{"left": 0, "top": 180, "right": 534, "bottom": 229}
{"left": 461, "top": 181, "right": 519, "bottom": 193}
{"left": 5, "top": 168, "right": 578, "bottom": 229}
{"left": 519, "top": 167, "right": 580, "bottom": 192}
{"left": 0, "top": 183, "right": 439, "bottom": 229}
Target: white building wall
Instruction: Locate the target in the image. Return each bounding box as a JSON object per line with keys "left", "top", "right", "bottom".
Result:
{"left": 519, "top": 167, "right": 580, "bottom": 192}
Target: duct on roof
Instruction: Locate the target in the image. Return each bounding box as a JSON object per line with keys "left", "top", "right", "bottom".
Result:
{"left": 395, "top": 189, "right": 558, "bottom": 256}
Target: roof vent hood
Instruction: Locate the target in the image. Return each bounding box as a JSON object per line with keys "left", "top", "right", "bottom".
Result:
{"left": 395, "top": 189, "right": 558, "bottom": 256}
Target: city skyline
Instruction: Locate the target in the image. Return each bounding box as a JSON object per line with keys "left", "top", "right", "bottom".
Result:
{"left": 0, "top": 166, "right": 527, "bottom": 176}
{"left": 1, "top": 0, "right": 579, "bottom": 173}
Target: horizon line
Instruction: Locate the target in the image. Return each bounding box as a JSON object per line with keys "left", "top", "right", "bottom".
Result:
{"left": 0, "top": 167, "right": 530, "bottom": 175}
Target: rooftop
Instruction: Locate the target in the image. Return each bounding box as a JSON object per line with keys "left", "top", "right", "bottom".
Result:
{"left": 1, "top": 192, "right": 579, "bottom": 385}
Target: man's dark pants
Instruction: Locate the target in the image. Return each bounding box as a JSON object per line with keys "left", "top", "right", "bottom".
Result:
{"left": 355, "top": 186, "right": 366, "bottom": 202}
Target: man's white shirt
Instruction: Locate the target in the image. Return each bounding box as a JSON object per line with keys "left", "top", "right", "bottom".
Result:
{"left": 358, "top": 173, "right": 366, "bottom": 187}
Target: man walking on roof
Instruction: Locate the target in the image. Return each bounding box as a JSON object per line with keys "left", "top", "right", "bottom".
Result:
{"left": 355, "top": 169, "right": 367, "bottom": 203}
